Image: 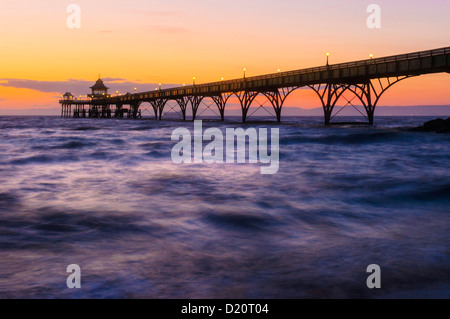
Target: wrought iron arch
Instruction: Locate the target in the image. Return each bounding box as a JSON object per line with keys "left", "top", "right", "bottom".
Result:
{"left": 308, "top": 83, "right": 352, "bottom": 125}
{"left": 344, "top": 75, "right": 414, "bottom": 124}
{"left": 263, "top": 86, "right": 299, "bottom": 122}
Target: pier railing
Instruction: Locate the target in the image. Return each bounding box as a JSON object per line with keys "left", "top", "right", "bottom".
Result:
{"left": 61, "top": 46, "right": 450, "bottom": 104}
{"left": 126, "top": 46, "right": 450, "bottom": 99}
{"left": 189, "top": 46, "right": 450, "bottom": 88}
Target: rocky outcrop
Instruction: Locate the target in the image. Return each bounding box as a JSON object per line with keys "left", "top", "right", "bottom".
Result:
{"left": 413, "top": 117, "right": 450, "bottom": 133}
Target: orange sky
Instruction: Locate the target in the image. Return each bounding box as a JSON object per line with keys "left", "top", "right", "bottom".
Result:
{"left": 0, "top": 0, "right": 449, "bottom": 113}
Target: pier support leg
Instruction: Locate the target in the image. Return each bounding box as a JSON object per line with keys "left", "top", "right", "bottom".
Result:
{"left": 365, "top": 83, "right": 375, "bottom": 125}
{"left": 158, "top": 99, "right": 168, "bottom": 120}
{"left": 176, "top": 97, "right": 190, "bottom": 121}
{"left": 366, "top": 107, "right": 375, "bottom": 125}
{"left": 149, "top": 101, "right": 159, "bottom": 120}
{"left": 101, "top": 104, "right": 108, "bottom": 118}
{"left": 324, "top": 106, "right": 333, "bottom": 125}
{"left": 264, "top": 87, "right": 298, "bottom": 122}
{"left": 150, "top": 99, "right": 167, "bottom": 120}
{"left": 189, "top": 96, "right": 203, "bottom": 121}
{"left": 115, "top": 104, "right": 122, "bottom": 118}
{"left": 130, "top": 102, "right": 141, "bottom": 119}
{"left": 212, "top": 93, "right": 232, "bottom": 121}
{"left": 90, "top": 105, "right": 96, "bottom": 118}
{"left": 236, "top": 91, "right": 258, "bottom": 123}
{"left": 345, "top": 76, "right": 413, "bottom": 125}
{"left": 309, "top": 83, "right": 348, "bottom": 125}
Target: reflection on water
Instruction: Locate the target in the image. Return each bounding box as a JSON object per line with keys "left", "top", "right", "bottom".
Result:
{"left": 0, "top": 116, "right": 449, "bottom": 298}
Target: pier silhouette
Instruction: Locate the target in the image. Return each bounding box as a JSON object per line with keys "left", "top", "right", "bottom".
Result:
{"left": 60, "top": 47, "right": 450, "bottom": 124}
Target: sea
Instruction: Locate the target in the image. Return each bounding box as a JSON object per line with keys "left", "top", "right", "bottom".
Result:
{"left": 0, "top": 115, "right": 448, "bottom": 299}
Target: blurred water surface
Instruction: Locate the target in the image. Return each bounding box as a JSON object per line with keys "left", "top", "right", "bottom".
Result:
{"left": 0, "top": 116, "right": 448, "bottom": 298}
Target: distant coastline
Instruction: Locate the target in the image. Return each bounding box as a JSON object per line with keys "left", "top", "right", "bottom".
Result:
{"left": 1, "top": 105, "right": 449, "bottom": 117}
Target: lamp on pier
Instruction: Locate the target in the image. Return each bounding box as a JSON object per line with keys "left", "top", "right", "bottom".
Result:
{"left": 193, "top": 77, "right": 196, "bottom": 85}
{"left": 326, "top": 52, "right": 330, "bottom": 66}
{"left": 243, "top": 68, "right": 246, "bottom": 79}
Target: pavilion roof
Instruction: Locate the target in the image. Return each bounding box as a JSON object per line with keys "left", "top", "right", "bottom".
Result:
{"left": 90, "top": 78, "right": 109, "bottom": 90}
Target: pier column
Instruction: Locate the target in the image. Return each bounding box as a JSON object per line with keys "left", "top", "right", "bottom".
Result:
{"left": 149, "top": 99, "right": 167, "bottom": 120}
{"left": 309, "top": 83, "right": 348, "bottom": 125}
{"left": 158, "top": 99, "right": 168, "bottom": 120}
{"left": 347, "top": 81, "right": 377, "bottom": 125}
{"left": 212, "top": 93, "right": 232, "bottom": 122}
{"left": 90, "top": 104, "right": 99, "bottom": 118}
{"left": 324, "top": 105, "right": 333, "bottom": 125}
{"left": 148, "top": 100, "right": 158, "bottom": 120}
{"left": 189, "top": 96, "right": 203, "bottom": 121}
{"left": 115, "top": 103, "right": 123, "bottom": 118}
{"left": 130, "top": 102, "right": 141, "bottom": 119}
{"left": 365, "top": 83, "right": 375, "bottom": 125}
{"left": 236, "top": 91, "right": 258, "bottom": 123}
{"left": 65, "top": 104, "right": 69, "bottom": 118}
{"left": 345, "top": 76, "right": 413, "bottom": 125}
{"left": 176, "top": 97, "right": 189, "bottom": 121}
{"left": 264, "top": 87, "right": 298, "bottom": 122}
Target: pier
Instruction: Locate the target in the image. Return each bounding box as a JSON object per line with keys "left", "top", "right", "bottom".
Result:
{"left": 60, "top": 47, "right": 450, "bottom": 125}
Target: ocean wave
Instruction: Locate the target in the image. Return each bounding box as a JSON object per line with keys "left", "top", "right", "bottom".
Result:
{"left": 9, "top": 155, "right": 54, "bottom": 165}
{"left": 386, "top": 183, "right": 450, "bottom": 203}
{"left": 203, "top": 211, "right": 282, "bottom": 231}
{"left": 0, "top": 208, "right": 164, "bottom": 251}
{"left": 0, "top": 192, "right": 20, "bottom": 210}
{"left": 53, "top": 141, "right": 95, "bottom": 149}
{"left": 70, "top": 126, "right": 102, "bottom": 131}
{"left": 281, "top": 130, "right": 404, "bottom": 145}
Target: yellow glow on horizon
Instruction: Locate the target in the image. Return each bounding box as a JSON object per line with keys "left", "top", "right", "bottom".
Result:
{"left": 0, "top": 74, "right": 449, "bottom": 111}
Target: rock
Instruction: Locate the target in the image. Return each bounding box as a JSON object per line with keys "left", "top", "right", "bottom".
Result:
{"left": 413, "top": 117, "right": 450, "bottom": 133}
{"left": 438, "top": 117, "right": 450, "bottom": 133}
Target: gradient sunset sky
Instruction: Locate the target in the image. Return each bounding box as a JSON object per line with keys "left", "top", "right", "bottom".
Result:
{"left": 0, "top": 0, "right": 449, "bottom": 113}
